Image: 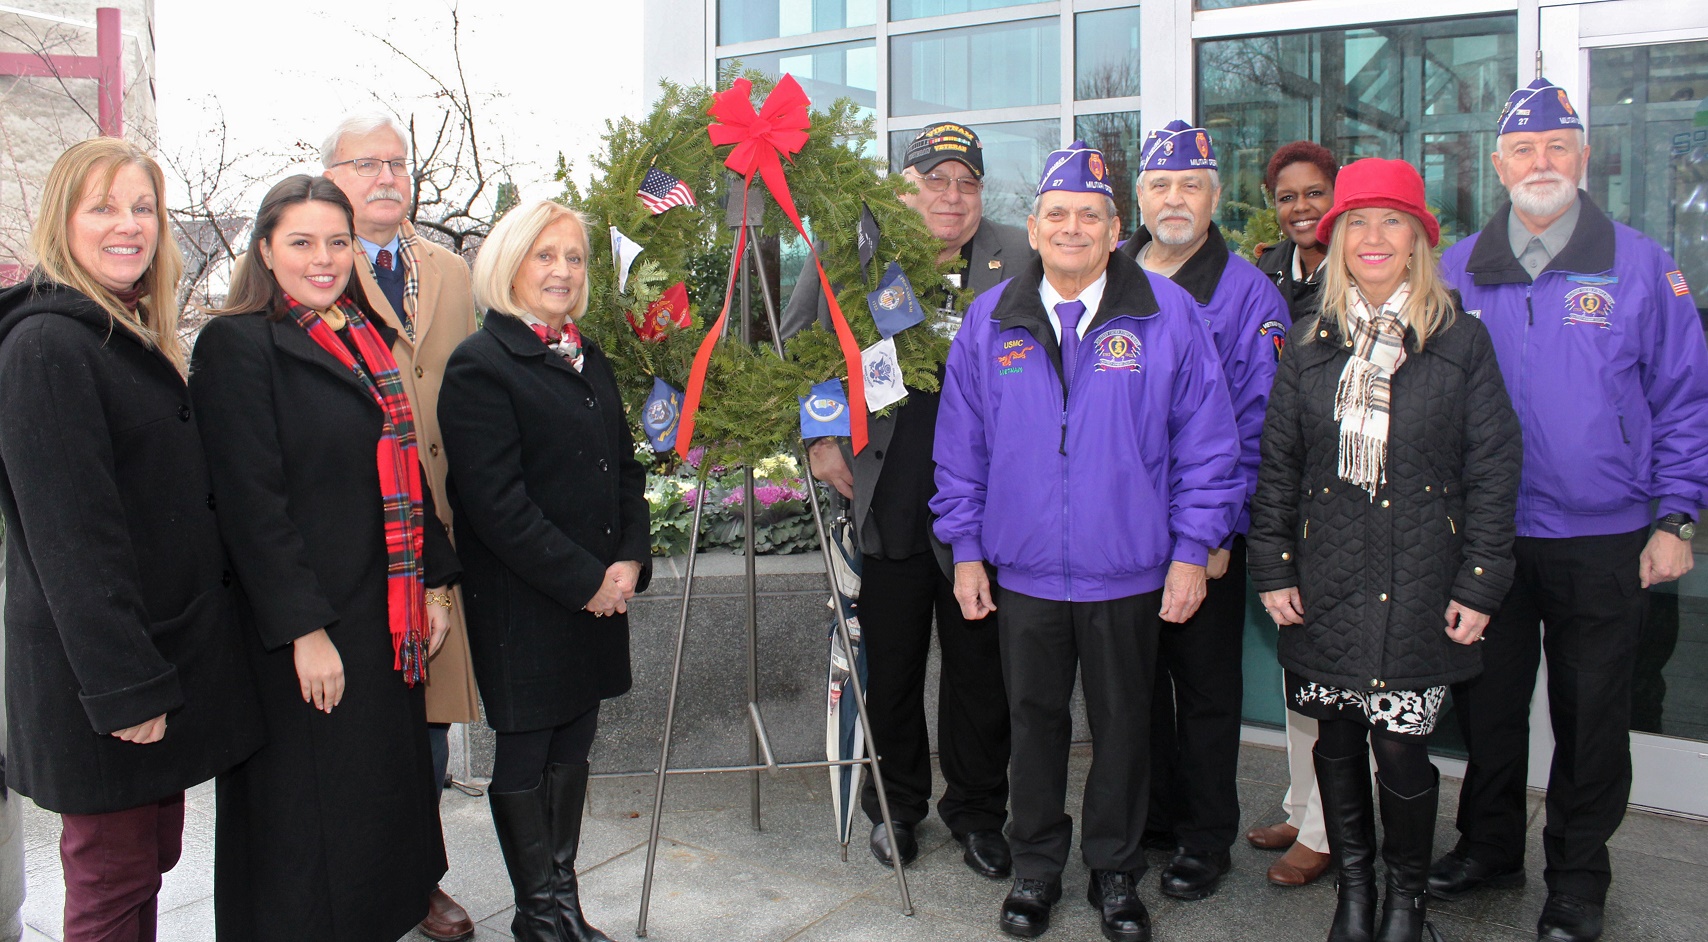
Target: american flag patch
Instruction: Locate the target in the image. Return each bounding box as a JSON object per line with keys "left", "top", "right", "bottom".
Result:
{"left": 1667, "top": 270, "right": 1690, "bottom": 297}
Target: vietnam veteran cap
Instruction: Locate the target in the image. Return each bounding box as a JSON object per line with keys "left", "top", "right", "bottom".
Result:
{"left": 903, "top": 122, "right": 985, "bottom": 178}
{"left": 1497, "top": 78, "right": 1583, "bottom": 135}
{"left": 1140, "top": 120, "right": 1218, "bottom": 173}
{"left": 1036, "top": 140, "right": 1115, "bottom": 197}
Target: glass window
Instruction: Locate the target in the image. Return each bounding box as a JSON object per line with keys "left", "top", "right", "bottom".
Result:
{"left": 1196, "top": 16, "right": 1516, "bottom": 242}
{"left": 1074, "top": 111, "right": 1142, "bottom": 238}
{"left": 890, "top": 117, "right": 1059, "bottom": 227}
{"left": 890, "top": 18, "right": 1061, "bottom": 116}
{"left": 719, "top": 39, "right": 880, "bottom": 118}
{"left": 719, "top": 0, "right": 877, "bottom": 46}
{"left": 891, "top": 0, "right": 1049, "bottom": 21}
{"left": 1075, "top": 7, "right": 1141, "bottom": 101}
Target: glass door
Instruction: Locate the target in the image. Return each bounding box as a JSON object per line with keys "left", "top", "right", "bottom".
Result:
{"left": 1539, "top": 1, "right": 1708, "bottom": 815}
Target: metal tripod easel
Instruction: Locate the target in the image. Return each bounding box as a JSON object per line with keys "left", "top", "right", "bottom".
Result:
{"left": 633, "top": 183, "right": 914, "bottom": 937}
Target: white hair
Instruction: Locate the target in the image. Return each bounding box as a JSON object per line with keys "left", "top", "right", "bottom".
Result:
{"left": 320, "top": 113, "right": 411, "bottom": 167}
{"left": 1032, "top": 192, "right": 1119, "bottom": 219}
{"left": 1136, "top": 168, "right": 1221, "bottom": 193}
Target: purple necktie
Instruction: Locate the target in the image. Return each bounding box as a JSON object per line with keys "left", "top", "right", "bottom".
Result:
{"left": 1055, "top": 299, "right": 1086, "bottom": 388}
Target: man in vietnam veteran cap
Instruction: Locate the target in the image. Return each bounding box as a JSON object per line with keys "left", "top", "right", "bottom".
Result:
{"left": 778, "top": 122, "right": 1034, "bottom": 881}
{"left": 1431, "top": 78, "right": 1708, "bottom": 942}
{"left": 931, "top": 140, "right": 1242, "bottom": 940}
{"left": 1118, "top": 119, "right": 1294, "bottom": 901}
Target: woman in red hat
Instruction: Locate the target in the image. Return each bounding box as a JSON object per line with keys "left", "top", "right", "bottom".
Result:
{"left": 1247, "top": 158, "right": 1523, "bottom": 942}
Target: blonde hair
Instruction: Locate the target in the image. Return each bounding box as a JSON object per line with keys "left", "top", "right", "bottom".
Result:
{"left": 1316, "top": 213, "right": 1456, "bottom": 350}
{"left": 30, "top": 138, "right": 186, "bottom": 371}
{"left": 471, "top": 200, "right": 591, "bottom": 321}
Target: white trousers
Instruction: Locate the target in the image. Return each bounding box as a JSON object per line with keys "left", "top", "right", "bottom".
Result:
{"left": 1281, "top": 707, "right": 1329, "bottom": 853}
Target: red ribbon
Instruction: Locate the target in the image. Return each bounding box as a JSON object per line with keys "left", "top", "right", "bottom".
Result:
{"left": 675, "top": 75, "right": 869, "bottom": 458}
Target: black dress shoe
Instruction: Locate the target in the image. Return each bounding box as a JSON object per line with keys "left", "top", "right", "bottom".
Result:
{"left": 959, "top": 829, "right": 1013, "bottom": 879}
{"left": 1140, "top": 828, "right": 1175, "bottom": 852}
{"left": 1159, "top": 848, "right": 1230, "bottom": 900}
{"left": 999, "top": 877, "right": 1062, "bottom": 939}
{"left": 1426, "top": 850, "right": 1524, "bottom": 901}
{"left": 1088, "top": 869, "right": 1152, "bottom": 942}
{"left": 869, "top": 821, "right": 919, "bottom": 867}
{"left": 1537, "top": 893, "right": 1604, "bottom": 942}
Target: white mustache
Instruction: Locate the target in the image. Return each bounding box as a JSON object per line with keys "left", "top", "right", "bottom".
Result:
{"left": 368, "top": 187, "right": 406, "bottom": 203}
{"left": 1520, "top": 170, "right": 1572, "bottom": 188}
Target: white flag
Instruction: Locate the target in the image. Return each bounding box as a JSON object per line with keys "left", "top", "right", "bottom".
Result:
{"left": 861, "top": 337, "right": 907, "bottom": 412}
{"left": 610, "top": 226, "right": 644, "bottom": 292}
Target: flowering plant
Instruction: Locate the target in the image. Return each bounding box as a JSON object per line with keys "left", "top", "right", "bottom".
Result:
{"left": 641, "top": 446, "right": 820, "bottom": 557}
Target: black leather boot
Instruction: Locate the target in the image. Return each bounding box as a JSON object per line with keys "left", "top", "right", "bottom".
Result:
{"left": 489, "top": 781, "right": 558, "bottom": 942}
{"left": 547, "top": 762, "right": 613, "bottom": 942}
{"left": 1375, "top": 772, "right": 1441, "bottom": 942}
{"left": 1315, "top": 745, "right": 1378, "bottom": 942}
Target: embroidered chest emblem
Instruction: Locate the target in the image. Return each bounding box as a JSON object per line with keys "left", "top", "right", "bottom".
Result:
{"left": 1093, "top": 329, "right": 1142, "bottom": 372}
{"left": 996, "top": 340, "right": 1034, "bottom": 374}
{"left": 1563, "top": 285, "right": 1615, "bottom": 329}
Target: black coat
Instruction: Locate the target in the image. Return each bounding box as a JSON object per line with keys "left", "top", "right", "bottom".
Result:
{"left": 1257, "top": 240, "right": 1327, "bottom": 326}
{"left": 1248, "top": 304, "right": 1522, "bottom": 692}
{"left": 0, "top": 278, "right": 262, "bottom": 814}
{"left": 189, "top": 311, "right": 456, "bottom": 942}
{"left": 438, "top": 312, "right": 651, "bottom": 733}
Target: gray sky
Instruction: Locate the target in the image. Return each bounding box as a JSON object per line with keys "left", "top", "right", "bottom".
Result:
{"left": 155, "top": 1, "right": 645, "bottom": 212}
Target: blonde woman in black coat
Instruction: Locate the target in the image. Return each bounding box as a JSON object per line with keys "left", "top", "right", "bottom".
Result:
{"left": 438, "top": 200, "right": 650, "bottom": 942}
{"left": 0, "top": 139, "right": 262, "bottom": 940}
{"left": 1248, "top": 159, "right": 1522, "bottom": 942}
{"left": 191, "top": 175, "right": 458, "bottom": 942}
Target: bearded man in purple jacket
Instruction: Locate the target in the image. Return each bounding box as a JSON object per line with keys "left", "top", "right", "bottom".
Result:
{"left": 1430, "top": 78, "right": 1708, "bottom": 942}
{"left": 932, "top": 141, "right": 1243, "bottom": 942}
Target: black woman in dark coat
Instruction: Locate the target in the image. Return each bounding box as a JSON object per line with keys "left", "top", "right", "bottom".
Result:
{"left": 1256, "top": 141, "right": 1339, "bottom": 325}
{"left": 438, "top": 200, "right": 650, "bottom": 942}
{"left": 0, "top": 138, "right": 263, "bottom": 941}
{"left": 189, "top": 175, "right": 459, "bottom": 942}
{"left": 1248, "top": 158, "right": 1523, "bottom": 942}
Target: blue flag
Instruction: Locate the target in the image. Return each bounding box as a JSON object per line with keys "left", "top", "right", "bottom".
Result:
{"left": 642, "top": 376, "right": 684, "bottom": 452}
{"left": 799, "top": 378, "right": 851, "bottom": 438}
{"left": 867, "top": 261, "right": 925, "bottom": 339}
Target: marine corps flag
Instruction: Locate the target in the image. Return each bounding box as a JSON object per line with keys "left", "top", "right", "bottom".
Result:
{"left": 627, "top": 281, "right": 692, "bottom": 341}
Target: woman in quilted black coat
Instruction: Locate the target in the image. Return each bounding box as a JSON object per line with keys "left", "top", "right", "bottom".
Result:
{"left": 1248, "top": 158, "right": 1522, "bottom": 942}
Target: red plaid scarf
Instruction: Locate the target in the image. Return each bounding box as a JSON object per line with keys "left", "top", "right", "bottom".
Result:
{"left": 525, "top": 317, "right": 584, "bottom": 371}
{"left": 285, "top": 292, "right": 430, "bottom": 685}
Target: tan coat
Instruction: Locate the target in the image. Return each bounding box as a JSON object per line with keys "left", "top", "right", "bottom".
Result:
{"left": 357, "top": 222, "right": 481, "bottom": 724}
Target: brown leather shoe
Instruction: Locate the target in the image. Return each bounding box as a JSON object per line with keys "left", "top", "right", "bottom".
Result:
{"left": 1266, "top": 842, "right": 1330, "bottom": 887}
{"left": 1245, "top": 820, "right": 1299, "bottom": 850}
{"left": 419, "top": 886, "right": 475, "bottom": 942}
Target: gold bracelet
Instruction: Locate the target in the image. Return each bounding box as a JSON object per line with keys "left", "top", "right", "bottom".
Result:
{"left": 425, "top": 590, "right": 454, "bottom": 609}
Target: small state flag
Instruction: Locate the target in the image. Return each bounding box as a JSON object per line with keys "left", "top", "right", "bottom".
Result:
{"left": 638, "top": 167, "right": 697, "bottom": 215}
{"left": 610, "top": 226, "right": 644, "bottom": 292}
{"left": 799, "top": 379, "right": 852, "bottom": 438}
{"left": 861, "top": 337, "right": 907, "bottom": 412}
{"left": 856, "top": 202, "right": 880, "bottom": 282}
{"left": 627, "top": 281, "right": 692, "bottom": 341}
{"left": 867, "top": 262, "right": 924, "bottom": 338}
{"left": 642, "top": 377, "right": 684, "bottom": 452}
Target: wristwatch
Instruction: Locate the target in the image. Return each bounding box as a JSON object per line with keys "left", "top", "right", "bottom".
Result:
{"left": 1656, "top": 512, "right": 1696, "bottom": 541}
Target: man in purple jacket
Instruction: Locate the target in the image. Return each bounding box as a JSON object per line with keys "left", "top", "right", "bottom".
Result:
{"left": 932, "top": 141, "right": 1242, "bottom": 942}
{"left": 1118, "top": 119, "right": 1292, "bottom": 901}
{"left": 1431, "top": 78, "right": 1708, "bottom": 942}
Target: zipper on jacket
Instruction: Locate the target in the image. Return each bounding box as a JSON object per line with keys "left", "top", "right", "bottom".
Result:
{"left": 1302, "top": 519, "right": 1309, "bottom": 540}
{"left": 1526, "top": 291, "right": 1534, "bottom": 326}
{"left": 1518, "top": 285, "right": 1535, "bottom": 534}
{"left": 1617, "top": 414, "right": 1630, "bottom": 444}
{"left": 1448, "top": 515, "right": 1457, "bottom": 535}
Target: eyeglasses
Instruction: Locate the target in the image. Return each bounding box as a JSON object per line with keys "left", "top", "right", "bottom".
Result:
{"left": 328, "top": 157, "right": 410, "bottom": 178}
{"left": 911, "top": 171, "right": 983, "bottom": 195}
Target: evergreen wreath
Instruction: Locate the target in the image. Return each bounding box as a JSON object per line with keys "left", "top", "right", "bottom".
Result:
{"left": 561, "top": 69, "right": 964, "bottom": 466}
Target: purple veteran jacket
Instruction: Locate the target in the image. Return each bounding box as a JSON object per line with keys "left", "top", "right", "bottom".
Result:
{"left": 931, "top": 250, "right": 1243, "bottom": 603}
{"left": 1121, "top": 226, "right": 1291, "bottom": 539}
{"left": 1441, "top": 194, "right": 1708, "bottom": 538}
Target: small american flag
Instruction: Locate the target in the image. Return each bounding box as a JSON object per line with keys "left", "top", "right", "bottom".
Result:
{"left": 638, "top": 167, "right": 697, "bottom": 215}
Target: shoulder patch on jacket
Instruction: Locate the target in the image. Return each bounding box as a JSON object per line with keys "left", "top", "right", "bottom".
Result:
{"left": 1668, "top": 270, "right": 1691, "bottom": 297}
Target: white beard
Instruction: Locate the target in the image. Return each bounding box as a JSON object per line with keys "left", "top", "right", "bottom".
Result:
{"left": 1509, "top": 173, "right": 1576, "bottom": 218}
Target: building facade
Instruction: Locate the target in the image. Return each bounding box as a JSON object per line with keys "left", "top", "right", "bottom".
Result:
{"left": 643, "top": 0, "right": 1708, "bottom": 818}
{"left": 0, "top": 1, "right": 158, "bottom": 283}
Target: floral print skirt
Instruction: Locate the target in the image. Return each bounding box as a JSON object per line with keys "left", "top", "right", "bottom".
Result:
{"left": 1285, "top": 670, "right": 1446, "bottom": 742}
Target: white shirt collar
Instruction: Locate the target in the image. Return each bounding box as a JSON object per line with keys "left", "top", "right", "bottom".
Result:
{"left": 358, "top": 235, "right": 402, "bottom": 269}
{"left": 1038, "top": 270, "right": 1109, "bottom": 343}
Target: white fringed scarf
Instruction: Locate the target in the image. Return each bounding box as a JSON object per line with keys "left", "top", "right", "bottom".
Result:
{"left": 1334, "top": 284, "right": 1410, "bottom": 498}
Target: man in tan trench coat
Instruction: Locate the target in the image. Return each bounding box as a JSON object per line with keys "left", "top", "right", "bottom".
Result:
{"left": 322, "top": 112, "right": 481, "bottom": 942}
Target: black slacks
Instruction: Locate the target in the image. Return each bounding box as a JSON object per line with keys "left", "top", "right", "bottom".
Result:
{"left": 857, "top": 551, "right": 1010, "bottom": 835}
{"left": 1449, "top": 527, "right": 1648, "bottom": 904}
{"left": 1147, "top": 538, "right": 1247, "bottom": 853}
{"left": 999, "top": 586, "right": 1163, "bottom": 881}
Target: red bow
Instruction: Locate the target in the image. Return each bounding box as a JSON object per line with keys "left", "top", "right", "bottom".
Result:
{"left": 676, "top": 75, "right": 869, "bottom": 457}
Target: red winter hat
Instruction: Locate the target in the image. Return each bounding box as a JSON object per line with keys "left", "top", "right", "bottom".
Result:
{"left": 1316, "top": 157, "right": 1440, "bottom": 247}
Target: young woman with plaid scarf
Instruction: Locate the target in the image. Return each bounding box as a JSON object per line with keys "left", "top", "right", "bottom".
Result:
{"left": 1247, "top": 158, "right": 1523, "bottom": 942}
{"left": 190, "top": 175, "right": 461, "bottom": 942}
